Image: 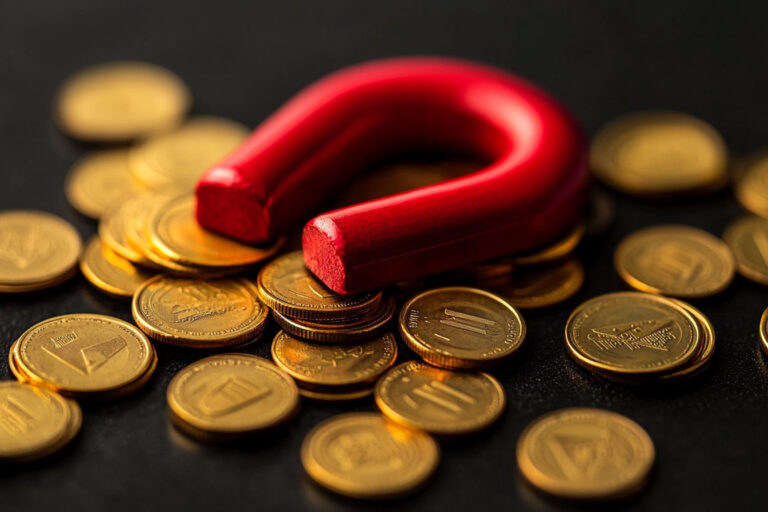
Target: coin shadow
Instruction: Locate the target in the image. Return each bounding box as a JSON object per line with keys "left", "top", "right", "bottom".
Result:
{"left": 166, "top": 418, "right": 296, "bottom": 455}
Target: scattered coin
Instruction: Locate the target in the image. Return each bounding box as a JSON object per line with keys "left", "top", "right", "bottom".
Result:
{"left": 55, "top": 61, "right": 190, "bottom": 142}
{"left": 615, "top": 225, "right": 735, "bottom": 298}
{"left": 735, "top": 153, "right": 768, "bottom": 218}
{"left": 301, "top": 413, "right": 439, "bottom": 499}
{"left": 375, "top": 361, "right": 505, "bottom": 435}
{"left": 510, "top": 224, "right": 584, "bottom": 266}
{"left": 723, "top": 216, "right": 768, "bottom": 285}
{"left": 517, "top": 408, "right": 654, "bottom": 500}
{"left": 80, "top": 237, "right": 155, "bottom": 299}
{"left": 99, "top": 197, "right": 154, "bottom": 265}
{"left": 399, "top": 287, "right": 526, "bottom": 369}
{"left": 476, "top": 259, "right": 584, "bottom": 309}
{"left": 591, "top": 111, "right": 728, "bottom": 196}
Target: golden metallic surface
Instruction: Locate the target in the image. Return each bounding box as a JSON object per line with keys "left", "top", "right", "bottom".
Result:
{"left": 723, "top": 216, "right": 768, "bottom": 285}
{"left": 257, "top": 251, "right": 383, "bottom": 321}
{"left": 301, "top": 413, "right": 439, "bottom": 499}
{"left": 271, "top": 330, "right": 397, "bottom": 387}
{"left": 399, "top": 287, "right": 526, "bottom": 369}
{"left": 761, "top": 307, "right": 768, "bottom": 357}
{"left": 375, "top": 361, "right": 505, "bottom": 435}
{"left": 132, "top": 275, "right": 268, "bottom": 348}
{"left": 0, "top": 210, "right": 81, "bottom": 288}
{"left": 65, "top": 149, "right": 144, "bottom": 219}
{"left": 517, "top": 408, "right": 654, "bottom": 500}
{"left": 478, "top": 259, "right": 584, "bottom": 310}
{"left": 122, "top": 193, "right": 169, "bottom": 263}
{"left": 590, "top": 111, "right": 728, "bottom": 196}
{"left": 615, "top": 225, "right": 735, "bottom": 298}
{"left": 80, "top": 237, "right": 155, "bottom": 299}
{"left": 130, "top": 117, "right": 248, "bottom": 193}
{"left": 659, "top": 300, "right": 715, "bottom": 379}
{"left": 55, "top": 61, "right": 190, "bottom": 142}
{"left": 99, "top": 197, "right": 153, "bottom": 265}
{"left": 735, "top": 153, "right": 768, "bottom": 218}
{"left": 0, "top": 267, "right": 79, "bottom": 294}
{"left": 298, "top": 387, "right": 374, "bottom": 402}
{"left": 167, "top": 354, "right": 299, "bottom": 436}
{"left": 15, "top": 314, "right": 154, "bottom": 397}
{"left": 510, "top": 224, "right": 585, "bottom": 266}
{"left": 148, "top": 195, "right": 283, "bottom": 267}
{"left": 272, "top": 295, "right": 396, "bottom": 343}
{"left": 565, "top": 292, "right": 700, "bottom": 375}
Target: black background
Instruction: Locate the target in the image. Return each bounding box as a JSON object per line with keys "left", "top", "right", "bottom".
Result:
{"left": 1, "top": 1, "right": 767, "bottom": 510}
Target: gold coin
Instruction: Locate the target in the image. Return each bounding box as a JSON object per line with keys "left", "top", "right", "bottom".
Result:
{"left": 375, "top": 361, "right": 505, "bottom": 435}
{"left": 591, "top": 111, "right": 728, "bottom": 196}
{"left": 167, "top": 354, "right": 299, "bottom": 437}
{"left": 735, "top": 153, "right": 768, "bottom": 217}
{"left": 99, "top": 197, "right": 153, "bottom": 264}
{"left": 517, "top": 408, "right": 654, "bottom": 500}
{"left": 511, "top": 224, "right": 585, "bottom": 266}
{"left": 615, "top": 225, "right": 735, "bottom": 298}
{"left": 723, "top": 216, "right": 768, "bottom": 285}
{"left": 298, "top": 387, "right": 373, "bottom": 402}
{"left": 399, "top": 287, "right": 526, "bottom": 369}
{"left": 148, "top": 195, "right": 282, "bottom": 267}
{"left": 301, "top": 412, "right": 439, "bottom": 499}
{"left": 132, "top": 275, "right": 268, "bottom": 348}
{"left": 761, "top": 307, "right": 768, "bottom": 357}
{"left": 0, "top": 267, "right": 80, "bottom": 294}
{"left": 478, "top": 259, "right": 584, "bottom": 309}
{"left": 659, "top": 300, "right": 715, "bottom": 379}
{"left": 80, "top": 237, "right": 155, "bottom": 299}
{"left": 65, "top": 149, "right": 144, "bottom": 219}
{"left": 55, "top": 61, "right": 190, "bottom": 142}
{"left": 15, "top": 314, "right": 154, "bottom": 397}
{"left": 271, "top": 330, "right": 397, "bottom": 388}
{"left": 257, "top": 251, "right": 383, "bottom": 321}
{"left": 565, "top": 292, "right": 700, "bottom": 375}
{"left": 122, "top": 193, "right": 169, "bottom": 262}
{"left": 130, "top": 116, "right": 248, "bottom": 193}
{"left": 0, "top": 210, "right": 81, "bottom": 288}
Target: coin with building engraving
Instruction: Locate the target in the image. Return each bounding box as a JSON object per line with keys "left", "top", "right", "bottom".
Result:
{"left": 375, "top": 361, "right": 505, "bottom": 435}
{"left": 257, "top": 251, "right": 383, "bottom": 321}
{"left": 132, "top": 275, "right": 268, "bottom": 348}
{"left": 615, "top": 225, "right": 735, "bottom": 297}
{"left": 167, "top": 354, "right": 299, "bottom": 437}
{"left": 80, "top": 237, "right": 156, "bottom": 299}
{"left": 301, "top": 412, "right": 439, "bottom": 499}
{"left": 399, "top": 287, "right": 526, "bottom": 369}
{"left": 517, "top": 408, "right": 654, "bottom": 500}
{"left": 15, "top": 314, "right": 154, "bottom": 397}
{"left": 723, "top": 216, "right": 768, "bottom": 286}
{"left": 565, "top": 292, "right": 700, "bottom": 375}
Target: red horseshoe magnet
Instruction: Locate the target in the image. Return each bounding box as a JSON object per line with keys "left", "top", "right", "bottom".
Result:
{"left": 196, "top": 57, "right": 587, "bottom": 293}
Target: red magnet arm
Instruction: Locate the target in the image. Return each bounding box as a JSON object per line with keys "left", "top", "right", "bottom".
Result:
{"left": 196, "top": 57, "right": 587, "bottom": 293}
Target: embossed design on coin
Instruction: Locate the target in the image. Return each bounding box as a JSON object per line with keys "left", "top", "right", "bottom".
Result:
{"left": 723, "top": 216, "right": 768, "bottom": 285}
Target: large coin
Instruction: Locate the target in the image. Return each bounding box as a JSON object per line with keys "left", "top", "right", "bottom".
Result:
{"left": 301, "top": 412, "right": 439, "bottom": 499}
{"left": 80, "top": 237, "right": 155, "bottom": 299}
{"left": 723, "top": 216, "right": 768, "bottom": 285}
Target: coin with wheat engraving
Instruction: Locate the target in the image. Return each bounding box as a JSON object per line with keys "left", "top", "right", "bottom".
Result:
{"left": 723, "top": 216, "right": 768, "bottom": 286}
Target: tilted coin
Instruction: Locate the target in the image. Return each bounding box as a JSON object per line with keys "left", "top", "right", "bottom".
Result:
{"left": 298, "top": 387, "right": 374, "bottom": 402}
{"left": 55, "top": 61, "right": 190, "bottom": 142}
{"left": 271, "top": 330, "right": 397, "bottom": 388}
{"left": 80, "top": 237, "right": 155, "bottom": 299}
{"left": 478, "top": 259, "right": 584, "bottom": 309}
{"left": 65, "top": 149, "right": 143, "bottom": 219}
{"left": 399, "top": 287, "right": 526, "bottom": 369}
{"left": 517, "top": 408, "right": 654, "bottom": 500}
{"left": 590, "top": 111, "right": 728, "bottom": 196}
{"left": 132, "top": 275, "right": 268, "bottom": 348}
{"left": 760, "top": 306, "right": 768, "bottom": 357}
{"left": 735, "top": 153, "right": 768, "bottom": 218}
{"left": 167, "top": 354, "right": 299, "bottom": 439}
{"left": 148, "top": 195, "right": 282, "bottom": 267}
{"left": 565, "top": 292, "right": 701, "bottom": 375}
{"left": 375, "top": 361, "right": 505, "bottom": 435}
{"left": 257, "top": 251, "right": 383, "bottom": 321}
{"left": 0, "top": 210, "right": 81, "bottom": 289}
{"left": 615, "top": 225, "right": 735, "bottom": 298}
{"left": 130, "top": 116, "right": 248, "bottom": 193}
{"left": 99, "top": 197, "right": 154, "bottom": 264}
{"left": 510, "top": 224, "right": 584, "bottom": 266}
{"left": 14, "top": 314, "right": 154, "bottom": 397}
{"left": 301, "top": 413, "right": 439, "bottom": 499}
{"left": 121, "top": 192, "right": 169, "bottom": 262}
{"left": 723, "top": 216, "right": 768, "bottom": 285}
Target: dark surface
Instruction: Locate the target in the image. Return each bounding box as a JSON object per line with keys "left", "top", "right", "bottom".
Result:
{"left": 1, "top": 1, "right": 767, "bottom": 510}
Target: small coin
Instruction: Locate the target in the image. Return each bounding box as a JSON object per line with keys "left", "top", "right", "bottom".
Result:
{"left": 0, "top": 210, "right": 81, "bottom": 288}
{"left": 510, "top": 224, "right": 585, "bottom": 266}
{"left": 399, "top": 287, "right": 526, "bottom": 369}
{"left": 257, "top": 251, "right": 383, "bottom": 321}
{"left": 55, "top": 61, "right": 190, "bottom": 142}
{"left": 167, "top": 354, "right": 299, "bottom": 437}
{"left": 132, "top": 275, "right": 268, "bottom": 348}
{"left": 591, "top": 111, "right": 728, "bottom": 196}
{"left": 517, "top": 408, "right": 654, "bottom": 500}
{"left": 723, "top": 216, "right": 768, "bottom": 285}
{"left": 615, "top": 225, "right": 735, "bottom": 298}
{"left": 565, "top": 292, "right": 701, "bottom": 375}
{"left": 99, "top": 197, "right": 154, "bottom": 264}
{"left": 375, "top": 361, "right": 505, "bottom": 435}
{"left": 735, "top": 153, "right": 768, "bottom": 218}
{"left": 15, "top": 314, "right": 154, "bottom": 397}
{"left": 80, "top": 237, "right": 155, "bottom": 299}
{"left": 271, "top": 330, "right": 397, "bottom": 388}
{"left": 478, "top": 259, "right": 584, "bottom": 309}
{"left": 130, "top": 116, "right": 248, "bottom": 193}
{"left": 298, "top": 387, "right": 374, "bottom": 402}
{"left": 148, "top": 195, "right": 282, "bottom": 267}
{"left": 65, "top": 149, "right": 144, "bottom": 219}
{"left": 301, "top": 412, "right": 439, "bottom": 499}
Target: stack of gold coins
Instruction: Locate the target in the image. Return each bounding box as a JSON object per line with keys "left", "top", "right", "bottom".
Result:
{"left": 80, "top": 236, "right": 156, "bottom": 299}
{"left": 565, "top": 292, "right": 715, "bottom": 383}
